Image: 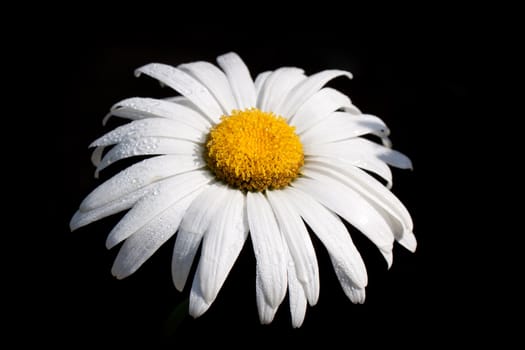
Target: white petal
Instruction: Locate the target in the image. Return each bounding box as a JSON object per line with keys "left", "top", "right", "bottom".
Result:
{"left": 96, "top": 138, "right": 202, "bottom": 174}
{"left": 307, "top": 138, "right": 412, "bottom": 169}
{"left": 171, "top": 183, "right": 230, "bottom": 291}
{"left": 351, "top": 138, "right": 413, "bottom": 169}
{"left": 382, "top": 136, "right": 393, "bottom": 148}
{"left": 254, "top": 71, "right": 272, "bottom": 99}
{"left": 91, "top": 118, "right": 204, "bottom": 148}
{"left": 104, "top": 97, "right": 211, "bottom": 131}
{"left": 267, "top": 190, "right": 319, "bottom": 305}
{"left": 304, "top": 146, "right": 393, "bottom": 187}
{"left": 216, "top": 52, "right": 256, "bottom": 109}
{"left": 135, "top": 63, "right": 222, "bottom": 123}
{"left": 305, "top": 158, "right": 413, "bottom": 236}
{"left": 91, "top": 146, "right": 104, "bottom": 167}
{"left": 163, "top": 96, "right": 200, "bottom": 111}
{"left": 195, "top": 190, "right": 248, "bottom": 303}
{"left": 246, "top": 192, "right": 287, "bottom": 308}
{"left": 106, "top": 170, "right": 212, "bottom": 249}
{"left": 258, "top": 67, "right": 306, "bottom": 115}
{"left": 300, "top": 112, "right": 390, "bottom": 145}
{"left": 278, "top": 70, "right": 353, "bottom": 119}
{"left": 111, "top": 189, "right": 202, "bottom": 279}
{"left": 292, "top": 171, "right": 394, "bottom": 267}
{"left": 344, "top": 286, "right": 366, "bottom": 304}
{"left": 70, "top": 183, "right": 155, "bottom": 231}
{"left": 358, "top": 114, "right": 391, "bottom": 134}
{"left": 80, "top": 155, "right": 205, "bottom": 212}
{"left": 286, "top": 249, "right": 307, "bottom": 328}
{"left": 284, "top": 187, "right": 367, "bottom": 290}
{"left": 398, "top": 230, "right": 417, "bottom": 252}
{"left": 188, "top": 275, "right": 211, "bottom": 318}
{"left": 163, "top": 96, "right": 185, "bottom": 103}
{"left": 303, "top": 141, "right": 398, "bottom": 188}
{"left": 289, "top": 87, "right": 359, "bottom": 133}
{"left": 256, "top": 273, "right": 278, "bottom": 324}
{"left": 179, "top": 61, "right": 237, "bottom": 114}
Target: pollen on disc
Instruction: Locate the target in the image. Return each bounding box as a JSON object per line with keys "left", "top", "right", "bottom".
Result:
{"left": 205, "top": 108, "right": 304, "bottom": 192}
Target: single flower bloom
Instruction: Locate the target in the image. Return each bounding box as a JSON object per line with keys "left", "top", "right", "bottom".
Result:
{"left": 71, "top": 52, "right": 416, "bottom": 327}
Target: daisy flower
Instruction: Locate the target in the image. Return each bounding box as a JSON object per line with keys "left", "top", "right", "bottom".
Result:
{"left": 70, "top": 52, "right": 416, "bottom": 327}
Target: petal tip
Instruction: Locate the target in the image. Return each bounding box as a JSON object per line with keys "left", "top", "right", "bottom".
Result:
{"left": 305, "top": 287, "right": 319, "bottom": 306}
{"left": 292, "top": 318, "right": 305, "bottom": 328}
{"left": 69, "top": 211, "right": 87, "bottom": 231}
{"left": 102, "top": 112, "right": 112, "bottom": 126}
{"left": 259, "top": 310, "right": 277, "bottom": 325}
{"left": 188, "top": 298, "right": 210, "bottom": 318}
{"left": 111, "top": 264, "right": 129, "bottom": 280}
{"left": 399, "top": 231, "right": 417, "bottom": 252}
{"left": 382, "top": 249, "right": 393, "bottom": 269}
{"left": 105, "top": 237, "right": 117, "bottom": 250}
{"left": 349, "top": 287, "right": 366, "bottom": 304}
{"left": 69, "top": 212, "right": 81, "bottom": 231}
{"left": 217, "top": 51, "right": 240, "bottom": 62}
{"left": 174, "top": 283, "right": 185, "bottom": 293}
{"left": 257, "top": 295, "right": 278, "bottom": 325}
{"left": 406, "top": 158, "right": 414, "bottom": 170}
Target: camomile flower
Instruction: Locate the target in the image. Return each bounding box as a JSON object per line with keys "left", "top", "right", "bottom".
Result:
{"left": 70, "top": 52, "right": 416, "bottom": 328}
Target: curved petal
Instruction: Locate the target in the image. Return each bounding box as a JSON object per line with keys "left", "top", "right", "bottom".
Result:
{"left": 111, "top": 188, "right": 203, "bottom": 279}
{"left": 304, "top": 158, "right": 414, "bottom": 243}
{"left": 104, "top": 97, "right": 211, "bottom": 131}
{"left": 217, "top": 52, "right": 256, "bottom": 109}
{"left": 188, "top": 273, "right": 211, "bottom": 318}
{"left": 254, "top": 71, "right": 272, "bottom": 99}
{"left": 354, "top": 138, "right": 412, "bottom": 169}
{"left": 179, "top": 61, "right": 237, "bottom": 114}
{"left": 256, "top": 273, "right": 278, "bottom": 324}
{"left": 106, "top": 170, "right": 212, "bottom": 249}
{"left": 278, "top": 70, "right": 353, "bottom": 119}
{"left": 267, "top": 190, "right": 319, "bottom": 305}
{"left": 90, "top": 118, "right": 205, "bottom": 147}
{"left": 258, "top": 67, "right": 306, "bottom": 115}
{"left": 358, "top": 114, "right": 391, "bottom": 134}
{"left": 80, "top": 155, "right": 205, "bottom": 212}
{"left": 344, "top": 286, "right": 366, "bottom": 304}
{"left": 286, "top": 249, "right": 308, "bottom": 328}
{"left": 91, "top": 146, "right": 104, "bottom": 167}
{"left": 292, "top": 171, "right": 394, "bottom": 267}
{"left": 70, "top": 183, "right": 156, "bottom": 231}
{"left": 306, "top": 139, "right": 412, "bottom": 169}
{"left": 308, "top": 163, "right": 417, "bottom": 252}
{"left": 284, "top": 187, "right": 368, "bottom": 290}
{"left": 289, "top": 87, "right": 359, "bottom": 132}
{"left": 96, "top": 138, "right": 202, "bottom": 175}
{"left": 135, "top": 63, "right": 222, "bottom": 123}
{"left": 300, "top": 112, "right": 390, "bottom": 145}
{"left": 194, "top": 190, "right": 248, "bottom": 303}
{"left": 246, "top": 192, "right": 287, "bottom": 308}
{"left": 398, "top": 229, "right": 417, "bottom": 252}
{"left": 304, "top": 153, "right": 393, "bottom": 189}
{"left": 172, "top": 183, "right": 230, "bottom": 291}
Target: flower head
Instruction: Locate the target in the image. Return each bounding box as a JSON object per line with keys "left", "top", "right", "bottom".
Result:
{"left": 71, "top": 52, "right": 416, "bottom": 327}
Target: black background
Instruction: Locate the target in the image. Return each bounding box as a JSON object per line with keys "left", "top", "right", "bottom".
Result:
{"left": 39, "top": 11, "right": 502, "bottom": 346}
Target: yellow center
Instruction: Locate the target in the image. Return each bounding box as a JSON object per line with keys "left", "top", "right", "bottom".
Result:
{"left": 206, "top": 108, "right": 304, "bottom": 192}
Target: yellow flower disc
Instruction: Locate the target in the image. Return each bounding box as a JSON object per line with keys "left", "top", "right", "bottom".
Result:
{"left": 206, "top": 108, "right": 304, "bottom": 192}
